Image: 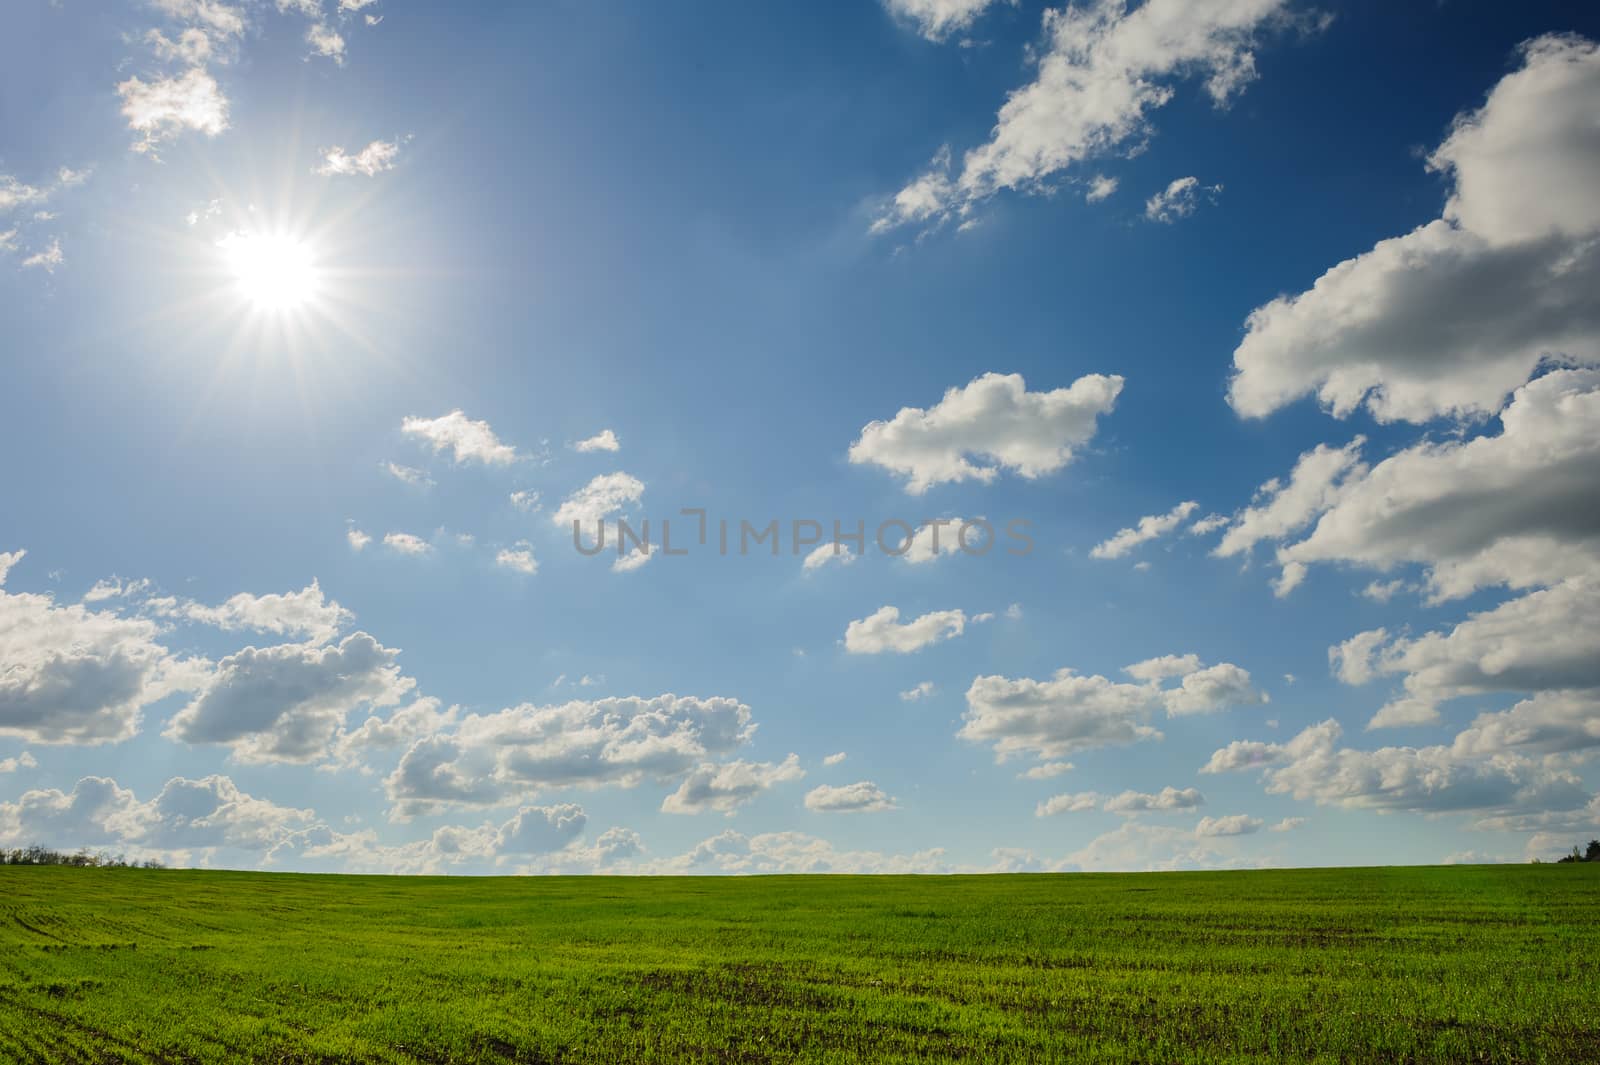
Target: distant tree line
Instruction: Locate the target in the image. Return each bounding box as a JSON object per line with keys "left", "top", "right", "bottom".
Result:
{"left": 1554, "top": 840, "right": 1600, "bottom": 864}
{"left": 0, "top": 845, "right": 164, "bottom": 869}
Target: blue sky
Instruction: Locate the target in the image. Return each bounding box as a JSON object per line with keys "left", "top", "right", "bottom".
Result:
{"left": 3, "top": 0, "right": 1599, "bottom": 873}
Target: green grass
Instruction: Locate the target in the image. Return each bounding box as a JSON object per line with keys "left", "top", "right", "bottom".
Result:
{"left": 1, "top": 865, "right": 1597, "bottom": 1063}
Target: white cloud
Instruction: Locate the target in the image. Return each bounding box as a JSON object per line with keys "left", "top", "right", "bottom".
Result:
{"left": 347, "top": 527, "right": 372, "bottom": 551}
{"left": 154, "top": 581, "right": 351, "bottom": 643}
{"left": 1451, "top": 691, "right": 1600, "bottom": 760}
{"left": 1339, "top": 578, "right": 1600, "bottom": 729}
{"left": 1123, "top": 653, "right": 1201, "bottom": 684}
{"left": 964, "top": 671, "right": 1158, "bottom": 763}
{"left": 1160, "top": 662, "right": 1265, "bottom": 716}
{"left": 1195, "top": 813, "right": 1262, "bottom": 836}
{"left": 802, "top": 541, "right": 856, "bottom": 571}
{"left": 1091, "top": 501, "right": 1198, "bottom": 560}
{"left": 844, "top": 606, "right": 966, "bottom": 654}
{"left": 611, "top": 544, "right": 654, "bottom": 574}
{"left": 1213, "top": 439, "right": 1365, "bottom": 560}
{"left": 661, "top": 755, "right": 805, "bottom": 815}
{"left": 1228, "top": 36, "right": 1600, "bottom": 423}
{"left": 146, "top": 26, "right": 214, "bottom": 64}
{"left": 117, "top": 68, "right": 229, "bottom": 153}
{"left": 383, "top": 532, "right": 431, "bottom": 556}
{"left": 0, "top": 752, "right": 37, "bottom": 774}
{"left": 401, "top": 410, "right": 518, "bottom": 466}
{"left": 883, "top": 0, "right": 998, "bottom": 42}
{"left": 1143, "top": 176, "right": 1221, "bottom": 223}
{"left": 573, "top": 429, "right": 620, "bottom": 453}
{"left": 1019, "top": 761, "right": 1073, "bottom": 780}
{"left": 328, "top": 697, "right": 458, "bottom": 768}
{"left": 899, "top": 681, "right": 937, "bottom": 701}
{"left": 552, "top": 472, "right": 645, "bottom": 528}
{"left": 899, "top": 518, "right": 978, "bottom": 563}
{"left": 1276, "top": 370, "right": 1600, "bottom": 601}
{"left": 0, "top": 772, "right": 316, "bottom": 860}
{"left": 383, "top": 462, "right": 433, "bottom": 487}
{"left": 1105, "top": 786, "right": 1205, "bottom": 814}
{"left": 0, "top": 177, "right": 47, "bottom": 214}
{"left": 803, "top": 781, "right": 898, "bottom": 813}
{"left": 1061, "top": 821, "right": 1246, "bottom": 873}
{"left": 317, "top": 138, "right": 403, "bottom": 176}
{"left": 495, "top": 543, "right": 538, "bottom": 576}
{"left": 849, "top": 372, "right": 1122, "bottom": 493}
{"left": 962, "top": 653, "right": 1261, "bottom": 765}
{"left": 0, "top": 578, "right": 201, "bottom": 745}
{"left": 165, "top": 633, "right": 413, "bottom": 763}
{"left": 1361, "top": 579, "right": 1407, "bottom": 603}
{"left": 509, "top": 490, "right": 541, "bottom": 513}
{"left": 1085, "top": 175, "right": 1118, "bottom": 203}
{"left": 21, "top": 239, "right": 63, "bottom": 273}
{"left": 662, "top": 829, "right": 947, "bottom": 875}
{"left": 873, "top": 0, "right": 1297, "bottom": 233}
{"left": 1206, "top": 718, "right": 1590, "bottom": 817}
{"left": 385, "top": 695, "right": 756, "bottom": 819}
{"left": 304, "top": 22, "right": 346, "bottom": 63}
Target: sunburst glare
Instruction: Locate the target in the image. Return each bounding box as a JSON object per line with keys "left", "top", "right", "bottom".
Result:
{"left": 218, "top": 231, "right": 320, "bottom": 310}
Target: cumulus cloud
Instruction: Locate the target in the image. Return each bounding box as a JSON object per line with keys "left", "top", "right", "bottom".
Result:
{"left": 900, "top": 681, "right": 937, "bottom": 702}
{"left": 495, "top": 543, "right": 538, "bottom": 576}
{"left": 165, "top": 633, "right": 413, "bottom": 763}
{"left": 1276, "top": 370, "right": 1600, "bottom": 601}
{"left": 848, "top": 372, "right": 1122, "bottom": 494}
{"left": 401, "top": 410, "right": 518, "bottom": 466}
{"left": 552, "top": 472, "right": 645, "bottom": 528}
{"left": 0, "top": 752, "right": 37, "bottom": 774}
{"left": 1062, "top": 821, "right": 1250, "bottom": 873}
{"left": 385, "top": 695, "right": 756, "bottom": 819}
{"left": 0, "top": 772, "right": 314, "bottom": 859}
{"left": 1204, "top": 719, "right": 1590, "bottom": 817}
{"left": 802, "top": 542, "right": 856, "bottom": 571}
{"left": 1195, "top": 813, "right": 1262, "bottom": 836}
{"left": 1019, "top": 761, "right": 1073, "bottom": 780}
{"left": 1091, "top": 501, "right": 1198, "bottom": 560}
{"left": 0, "top": 577, "right": 201, "bottom": 745}
{"left": 117, "top": 68, "right": 229, "bottom": 153}
{"left": 158, "top": 580, "right": 352, "bottom": 643}
{"left": 804, "top": 781, "right": 898, "bottom": 813}
{"left": 844, "top": 606, "right": 966, "bottom": 654}
{"left": 1228, "top": 36, "right": 1600, "bottom": 423}
{"left": 961, "top": 654, "right": 1261, "bottom": 766}
{"left": 1336, "top": 578, "right": 1600, "bottom": 729}
{"left": 664, "top": 829, "right": 947, "bottom": 875}
{"left": 573, "top": 429, "right": 620, "bottom": 453}
{"left": 346, "top": 527, "right": 372, "bottom": 551}
{"left": 822, "top": 752, "right": 847, "bottom": 766}
{"left": 1213, "top": 439, "right": 1366, "bottom": 561}
{"left": 661, "top": 755, "right": 805, "bottom": 815}
{"left": 317, "top": 138, "right": 403, "bottom": 176}
{"left": 1105, "top": 786, "right": 1205, "bottom": 813}
{"left": 383, "top": 532, "right": 431, "bottom": 556}
{"left": 873, "top": 0, "right": 1298, "bottom": 233}
{"left": 1143, "top": 176, "right": 1220, "bottom": 223}
{"left": 1037, "top": 787, "right": 1203, "bottom": 816}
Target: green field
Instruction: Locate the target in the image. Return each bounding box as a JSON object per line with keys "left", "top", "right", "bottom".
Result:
{"left": 2, "top": 865, "right": 1598, "bottom": 1063}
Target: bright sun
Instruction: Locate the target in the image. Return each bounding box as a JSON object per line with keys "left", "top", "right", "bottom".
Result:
{"left": 218, "top": 232, "right": 319, "bottom": 310}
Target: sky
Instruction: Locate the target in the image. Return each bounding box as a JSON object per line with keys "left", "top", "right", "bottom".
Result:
{"left": 2, "top": 0, "right": 1599, "bottom": 874}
